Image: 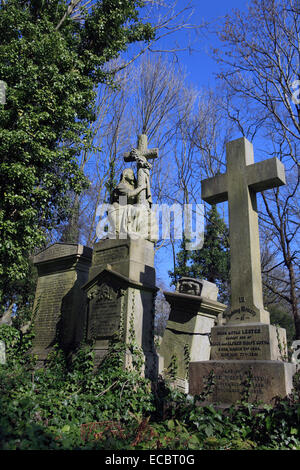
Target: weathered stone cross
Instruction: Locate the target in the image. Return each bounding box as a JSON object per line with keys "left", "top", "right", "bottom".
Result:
{"left": 124, "top": 134, "right": 158, "bottom": 206}
{"left": 201, "top": 137, "right": 286, "bottom": 324}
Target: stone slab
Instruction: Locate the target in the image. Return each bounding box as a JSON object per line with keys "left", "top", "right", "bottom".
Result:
{"left": 160, "top": 313, "right": 216, "bottom": 392}
{"left": 83, "top": 267, "right": 158, "bottom": 379}
{"left": 189, "top": 360, "right": 296, "bottom": 405}
{"left": 31, "top": 243, "right": 92, "bottom": 362}
{"left": 162, "top": 291, "right": 226, "bottom": 317}
{"left": 210, "top": 323, "right": 287, "bottom": 361}
{"left": 89, "top": 238, "right": 155, "bottom": 286}
{"left": 34, "top": 243, "right": 92, "bottom": 265}
{"left": 84, "top": 269, "right": 127, "bottom": 343}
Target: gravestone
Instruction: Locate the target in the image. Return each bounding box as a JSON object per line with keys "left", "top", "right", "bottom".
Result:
{"left": 189, "top": 137, "right": 296, "bottom": 404}
{"left": 86, "top": 134, "right": 159, "bottom": 379}
{"left": 0, "top": 340, "right": 6, "bottom": 365}
{"left": 159, "top": 277, "right": 226, "bottom": 392}
{"left": 31, "top": 243, "right": 92, "bottom": 365}
{"left": 83, "top": 265, "right": 158, "bottom": 378}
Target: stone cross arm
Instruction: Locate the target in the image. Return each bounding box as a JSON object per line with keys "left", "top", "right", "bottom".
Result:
{"left": 201, "top": 173, "right": 228, "bottom": 204}
{"left": 124, "top": 148, "right": 159, "bottom": 162}
{"left": 123, "top": 134, "right": 158, "bottom": 163}
{"left": 201, "top": 155, "right": 286, "bottom": 204}
{"left": 246, "top": 157, "right": 286, "bottom": 192}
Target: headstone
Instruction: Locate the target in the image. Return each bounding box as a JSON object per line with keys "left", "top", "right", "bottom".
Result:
{"left": 82, "top": 265, "right": 158, "bottom": 378}
{"left": 189, "top": 137, "right": 296, "bottom": 404}
{"left": 0, "top": 340, "right": 6, "bottom": 365}
{"left": 31, "top": 243, "right": 92, "bottom": 365}
{"left": 159, "top": 277, "right": 226, "bottom": 392}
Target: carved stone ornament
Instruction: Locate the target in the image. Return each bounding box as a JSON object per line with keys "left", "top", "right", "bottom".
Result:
{"left": 87, "top": 280, "right": 126, "bottom": 302}
{"left": 98, "top": 283, "right": 115, "bottom": 302}
{"left": 87, "top": 285, "right": 100, "bottom": 301}
{"left": 176, "top": 277, "right": 203, "bottom": 296}
{"left": 225, "top": 305, "right": 257, "bottom": 322}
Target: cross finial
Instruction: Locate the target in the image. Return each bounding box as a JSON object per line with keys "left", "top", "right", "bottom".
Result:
{"left": 124, "top": 134, "right": 158, "bottom": 164}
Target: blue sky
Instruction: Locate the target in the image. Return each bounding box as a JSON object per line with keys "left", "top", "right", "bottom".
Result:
{"left": 158, "top": 0, "right": 249, "bottom": 89}
{"left": 147, "top": 1, "right": 250, "bottom": 288}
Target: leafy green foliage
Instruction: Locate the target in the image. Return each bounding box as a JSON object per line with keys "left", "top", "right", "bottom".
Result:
{"left": 0, "top": 323, "right": 35, "bottom": 365}
{"left": 1, "top": 321, "right": 300, "bottom": 450}
{"left": 0, "top": 334, "right": 154, "bottom": 449}
{"left": 0, "top": 0, "right": 154, "bottom": 313}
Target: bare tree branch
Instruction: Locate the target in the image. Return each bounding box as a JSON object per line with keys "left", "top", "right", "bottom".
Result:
{"left": 211, "top": 0, "right": 300, "bottom": 167}
{"left": 56, "top": 0, "right": 83, "bottom": 30}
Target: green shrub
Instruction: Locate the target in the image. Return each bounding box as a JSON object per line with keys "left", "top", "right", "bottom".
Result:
{"left": 1, "top": 328, "right": 300, "bottom": 450}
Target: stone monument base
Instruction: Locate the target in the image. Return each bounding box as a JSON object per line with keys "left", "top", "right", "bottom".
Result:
{"left": 189, "top": 360, "right": 296, "bottom": 405}
{"left": 31, "top": 243, "right": 92, "bottom": 366}
{"left": 159, "top": 278, "right": 226, "bottom": 392}
{"left": 83, "top": 236, "right": 158, "bottom": 380}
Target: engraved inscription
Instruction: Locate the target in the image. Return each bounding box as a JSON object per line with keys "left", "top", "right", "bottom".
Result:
{"left": 32, "top": 272, "right": 76, "bottom": 349}
{"left": 203, "top": 368, "right": 270, "bottom": 397}
{"left": 210, "top": 326, "right": 271, "bottom": 360}
{"left": 35, "top": 244, "right": 77, "bottom": 262}
{"left": 88, "top": 299, "right": 120, "bottom": 339}
{"left": 93, "top": 246, "right": 128, "bottom": 266}
{"left": 87, "top": 281, "right": 125, "bottom": 339}
{"left": 226, "top": 305, "right": 257, "bottom": 322}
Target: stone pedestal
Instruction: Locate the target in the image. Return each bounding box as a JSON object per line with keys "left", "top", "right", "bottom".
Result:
{"left": 84, "top": 238, "right": 158, "bottom": 379}
{"left": 31, "top": 243, "right": 93, "bottom": 365}
{"left": 189, "top": 322, "right": 296, "bottom": 404}
{"left": 159, "top": 278, "right": 226, "bottom": 392}
{"left": 89, "top": 238, "right": 155, "bottom": 286}
{"left": 189, "top": 360, "right": 296, "bottom": 405}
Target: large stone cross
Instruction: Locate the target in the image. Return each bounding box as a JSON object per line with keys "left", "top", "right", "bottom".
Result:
{"left": 124, "top": 134, "right": 158, "bottom": 206}
{"left": 201, "top": 137, "right": 286, "bottom": 324}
